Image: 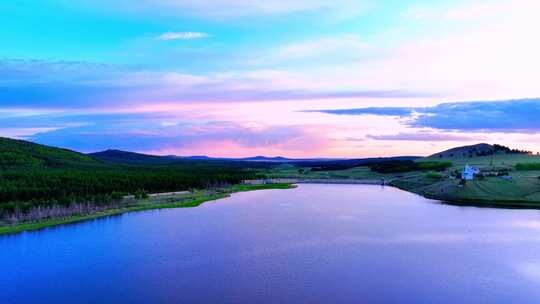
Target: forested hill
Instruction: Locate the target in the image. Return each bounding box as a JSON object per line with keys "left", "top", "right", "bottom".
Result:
{"left": 89, "top": 150, "right": 341, "bottom": 165}
{"left": 0, "top": 138, "right": 255, "bottom": 217}
{"left": 0, "top": 137, "right": 100, "bottom": 169}
{"left": 89, "top": 149, "right": 179, "bottom": 165}
{"left": 428, "top": 143, "right": 532, "bottom": 159}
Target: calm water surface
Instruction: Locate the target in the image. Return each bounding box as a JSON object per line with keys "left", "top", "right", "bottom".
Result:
{"left": 2, "top": 184, "right": 540, "bottom": 303}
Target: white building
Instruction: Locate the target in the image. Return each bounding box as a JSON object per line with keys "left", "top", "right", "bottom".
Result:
{"left": 461, "top": 164, "right": 480, "bottom": 180}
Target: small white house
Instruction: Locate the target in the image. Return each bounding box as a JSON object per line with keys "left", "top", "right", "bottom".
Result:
{"left": 461, "top": 164, "right": 480, "bottom": 180}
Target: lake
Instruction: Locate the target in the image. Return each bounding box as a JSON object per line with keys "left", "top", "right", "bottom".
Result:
{"left": 2, "top": 184, "right": 540, "bottom": 303}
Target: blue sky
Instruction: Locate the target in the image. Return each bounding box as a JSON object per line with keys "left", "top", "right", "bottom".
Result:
{"left": 1, "top": 0, "right": 540, "bottom": 157}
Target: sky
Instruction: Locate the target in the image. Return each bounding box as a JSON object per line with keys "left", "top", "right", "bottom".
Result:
{"left": 1, "top": 0, "right": 540, "bottom": 158}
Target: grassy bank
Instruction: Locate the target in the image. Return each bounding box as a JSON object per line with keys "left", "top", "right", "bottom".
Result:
{"left": 0, "top": 183, "right": 296, "bottom": 236}
{"left": 390, "top": 175, "right": 540, "bottom": 208}
{"left": 266, "top": 156, "right": 540, "bottom": 209}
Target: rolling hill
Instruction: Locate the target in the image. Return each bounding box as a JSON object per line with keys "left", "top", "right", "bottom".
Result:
{"left": 88, "top": 150, "right": 344, "bottom": 164}
{"left": 88, "top": 149, "right": 180, "bottom": 165}
{"left": 0, "top": 138, "right": 256, "bottom": 223}
{"left": 429, "top": 143, "right": 494, "bottom": 158}
{"left": 429, "top": 143, "right": 531, "bottom": 159}
{"left": 4, "top": 136, "right": 540, "bottom": 231}
{"left": 0, "top": 137, "right": 101, "bottom": 169}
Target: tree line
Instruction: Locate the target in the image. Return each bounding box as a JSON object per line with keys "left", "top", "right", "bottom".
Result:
{"left": 369, "top": 161, "right": 452, "bottom": 173}
{"left": 0, "top": 164, "right": 255, "bottom": 216}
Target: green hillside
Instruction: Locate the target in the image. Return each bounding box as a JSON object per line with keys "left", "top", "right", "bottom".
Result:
{"left": 391, "top": 174, "right": 540, "bottom": 207}
{"left": 394, "top": 145, "right": 540, "bottom": 207}
{"left": 4, "top": 137, "right": 540, "bottom": 230}
{"left": 266, "top": 143, "right": 540, "bottom": 208}
{"left": 428, "top": 143, "right": 531, "bottom": 159}
{"left": 0, "top": 137, "right": 100, "bottom": 169}
{"left": 88, "top": 149, "right": 180, "bottom": 165}
{"left": 0, "top": 137, "right": 256, "bottom": 223}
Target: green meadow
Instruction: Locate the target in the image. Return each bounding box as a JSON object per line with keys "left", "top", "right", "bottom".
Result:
{"left": 266, "top": 152, "right": 540, "bottom": 208}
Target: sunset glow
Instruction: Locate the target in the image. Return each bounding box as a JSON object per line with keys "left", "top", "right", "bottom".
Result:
{"left": 2, "top": 0, "right": 540, "bottom": 157}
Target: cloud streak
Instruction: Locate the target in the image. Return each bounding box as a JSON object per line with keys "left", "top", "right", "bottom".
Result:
{"left": 310, "top": 98, "right": 540, "bottom": 133}
{"left": 366, "top": 132, "right": 485, "bottom": 142}
{"left": 28, "top": 121, "right": 326, "bottom": 155}
{"left": 156, "top": 32, "right": 209, "bottom": 40}
{"left": 0, "top": 59, "right": 429, "bottom": 109}
{"left": 307, "top": 107, "right": 415, "bottom": 117}
{"left": 96, "top": 0, "right": 369, "bottom": 19}
{"left": 0, "top": 109, "right": 328, "bottom": 156}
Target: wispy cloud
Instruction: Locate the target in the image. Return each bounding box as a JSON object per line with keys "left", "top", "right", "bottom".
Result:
{"left": 404, "top": 0, "right": 536, "bottom": 22}
{"left": 0, "top": 58, "right": 430, "bottom": 109}
{"left": 366, "top": 132, "right": 485, "bottom": 142}
{"left": 99, "top": 0, "right": 369, "bottom": 19}
{"left": 306, "top": 107, "right": 416, "bottom": 117}
{"left": 309, "top": 98, "right": 540, "bottom": 133}
{"left": 410, "top": 99, "right": 540, "bottom": 133}
{"left": 343, "top": 137, "right": 365, "bottom": 142}
{"left": 28, "top": 119, "right": 327, "bottom": 156}
{"left": 0, "top": 108, "right": 328, "bottom": 156}
{"left": 156, "top": 32, "right": 209, "bottom": 40}
{"left": 268, "top": 35, "right": 369, "bottom": 64}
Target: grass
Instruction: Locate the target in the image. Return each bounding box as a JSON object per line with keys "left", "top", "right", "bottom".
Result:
{"left": 228, "top": 183, "right": 297, "bottom": 192}
{"left": 267, "top": 154, "right": 540, "bottom": 209}
{"left": 390, "top": 175, "right": 540, "bottom": 207}
{"left": 425, "top": 172, "right": 444, "bottom": 179}
{"left": 264, "top": 164, "right": 399, "bottom": 180}
{"left": 0, "top": 183, "right": 296, "bottom": 236}
{"left": 421, "top": 153, "right": 540, "bottom": 170}
{"left": 516, "top": 163, "right": 540, "bottom": 171}
{"left": 265, "top": 154, "right": 540, "bottom": 182}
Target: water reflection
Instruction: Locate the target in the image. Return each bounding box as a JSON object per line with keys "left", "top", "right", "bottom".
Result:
{"left": 2, "top": 184, "right": 540, "bottom": 303}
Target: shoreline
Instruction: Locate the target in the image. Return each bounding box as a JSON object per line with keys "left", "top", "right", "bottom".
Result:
{"left": 381, "top": 179, "right": 540, "bottom": 210}
{"left": 244, "top": 178, "right": 387, "bottom": 185}
{"left": 0, "top": 183, "right": 296, "bottom": 236}
{"left": 257, "top": 178, "right": 540, "bottom": 210}
{"left": 3, "top": 178, "right": 539, "bottom": 236}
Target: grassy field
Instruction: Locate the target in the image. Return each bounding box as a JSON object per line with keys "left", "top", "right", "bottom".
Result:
{"left": 265, "top": 153, "right": 540, "bottom": 208}
{"left": 391, "top": 175, "right": 540, "bottom": 207}
{"left": 417, "top": 154, "right": 540, "bottom": 206}
{"left": 0, "top": 183, "right": 296, "bottom": 236}
{"left": 421, "top": 153, "right": 540, "bottom": 169}
{"left": 264, "top": 164, "right": 399, "bottom": 180}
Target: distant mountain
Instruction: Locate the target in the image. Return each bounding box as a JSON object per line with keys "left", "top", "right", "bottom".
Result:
{"left": 88, "top": 150, "right": 345, "bottom": 164}
{"left": 183, "top": 155, "right": 337, "bottom": 162}
{"left": 429, "top": 143, "right": 531, "bottom": 159}
{"left": 237, "top": 156, "right": 339, "bottom": 162}
{"left": 0, "top": 137, "right": 422, "bottom": 170}
{"left": 88, "top": 149, "right": 183, "bottom": 165}
{"left": 0, "top": 137, "right": 100, "bottom": 169}
{"left": 296, "top": 156, "right": 421, "bottom": 171}
{"left": 241, "top": 156, "right": 290, "bottom": 162}
{"left": 181, "top": 155, "right": 213, "bottom": 160}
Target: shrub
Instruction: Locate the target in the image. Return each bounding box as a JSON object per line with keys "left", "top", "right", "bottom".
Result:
{"left": 134, "top": 189, "right": 149, "bottom": 199}
{"left": 369, "top": 161, "right": 452, "bottom": 173}
{"left": 516, "top": 163, "right": 540, "bottom": 171}
{"left": 111, "top": 191, "right": 125, "bottom": 201}
{"left": 426, "top": 172, "right": 444, "bottom": 179}
{"left": 417, "top": 161, "right": 452, "bottom": 171}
